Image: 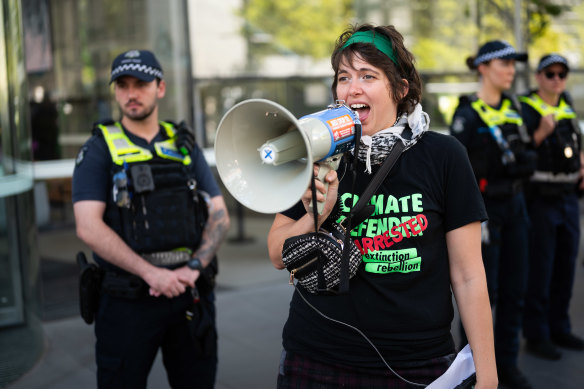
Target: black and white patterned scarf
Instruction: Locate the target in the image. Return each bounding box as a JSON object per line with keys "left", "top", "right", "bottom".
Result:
{"left": 357, "top": 103, "right": 429, "bottom": 173}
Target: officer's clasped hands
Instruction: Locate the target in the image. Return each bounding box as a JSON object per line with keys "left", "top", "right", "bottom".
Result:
{"left": 146, "top": 266, "right": 198, "bottom": 298}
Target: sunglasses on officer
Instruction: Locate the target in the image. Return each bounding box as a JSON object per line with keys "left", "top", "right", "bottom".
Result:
{"left": 544, "top": 70, "right": 568, "bottom": 80}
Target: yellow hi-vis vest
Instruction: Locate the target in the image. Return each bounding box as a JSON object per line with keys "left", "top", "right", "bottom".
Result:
{"left": 97, "top": 121, "right": 192, "bottom": 166}
{"left": 518, "top": 93, "right": 577, "bottom": 122}
{"left": 471, "top": 98, "right": 524, "bottom": 128}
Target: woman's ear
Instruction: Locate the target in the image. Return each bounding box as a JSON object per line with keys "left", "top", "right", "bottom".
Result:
{"left": 476, "top": 63, "right": 487, "bottom": 77}
{"left": 400, "top": 79, "right": 409, "bottom": 100}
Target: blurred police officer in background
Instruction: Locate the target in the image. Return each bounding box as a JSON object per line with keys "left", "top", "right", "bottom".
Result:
{"left": 519, "top": 54, "right": 584, "bottom": 362}
{"left": 72, "top": 49, "right": 230, "bottom": 389}
{"left": 450, "top": 40, "right": 535, "bottom": 389}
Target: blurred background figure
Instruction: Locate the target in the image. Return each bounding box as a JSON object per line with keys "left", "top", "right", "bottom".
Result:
{"left": 30, "top": 86, "right": 60, "bottom": 161}
{"left": 450, "top": 40, "right": 535, "bottom": 389}
{"left": 519, "top": 54, "right": 584, "bottom": 362}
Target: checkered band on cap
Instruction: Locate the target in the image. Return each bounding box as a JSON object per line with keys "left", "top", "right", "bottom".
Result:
{"left": 110, "top": 49, "right": 163, "bottom": 83}
{"left": 537, "top": 54, "right": 569, "bottom": 72}
{"left": 474, "top": 46, "right": 517, "bottom": 67}
{"left": 111, "top": 63, "right": 163, "bottom": 80}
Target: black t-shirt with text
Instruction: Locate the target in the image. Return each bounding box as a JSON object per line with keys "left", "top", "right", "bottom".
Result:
{"left": 281, "top": 131, "right": 487, "bottom": 367}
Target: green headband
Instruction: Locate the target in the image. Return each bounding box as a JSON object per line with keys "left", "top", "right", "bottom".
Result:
{"left": 341, "top": 30, "right": 398, "bottom": 66}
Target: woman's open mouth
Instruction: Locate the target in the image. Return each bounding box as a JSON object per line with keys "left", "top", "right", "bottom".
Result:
{"left": 350, "top": 103, "right": 370, "bottom": 122}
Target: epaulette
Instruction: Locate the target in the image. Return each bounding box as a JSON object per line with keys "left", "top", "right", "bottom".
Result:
{"left": 458, "top": 94, "right": 475, "bottom": 105}
{"left": 162, "top": 119, "right": 178, "bottom": 128}
{"left": 91, "top": 118, "right": 116, "bottom": 136}
{"left": 519, "top": 89, "right": 538, "bottom": 98}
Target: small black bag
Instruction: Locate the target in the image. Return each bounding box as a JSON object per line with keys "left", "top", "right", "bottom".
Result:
{"left": 282, "top": 221, "right": 361, "bottom": 294}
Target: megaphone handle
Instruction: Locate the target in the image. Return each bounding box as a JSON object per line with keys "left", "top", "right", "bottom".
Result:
{"left": 309, "top": 156, "right": 342, "bottom": 215}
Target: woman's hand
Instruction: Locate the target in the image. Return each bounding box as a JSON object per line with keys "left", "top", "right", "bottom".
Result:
{"left": 267, "top": 163, "right": 340, "bottom": 269}
{"left": 300, "top": 163, "right": 339, "bottom": 226}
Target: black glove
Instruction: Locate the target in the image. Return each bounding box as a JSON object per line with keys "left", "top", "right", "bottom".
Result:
{"left": 175, "top": 121, "right": 196, "bottom": 156}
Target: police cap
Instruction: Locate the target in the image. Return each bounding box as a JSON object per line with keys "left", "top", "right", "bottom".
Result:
{"left": 110, "top": 49, "right": 163, "bottom": 83}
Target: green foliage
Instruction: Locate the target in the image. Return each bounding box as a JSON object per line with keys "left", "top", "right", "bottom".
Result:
{"left": 241, "top": 0, "right": 354, "bottom": 59}
{"left": 409, "top": 0, "right": 575, "bottom": 71}
{"left": 409, "top": 0, "right": 479, "bottom": 71}
{"left": 525, "top": 0, "right": 571, "bottom": 41}
{"left": 238, "top": 0, "right": 577, "bottom": 72}
{"left": 528, "top": 2, "right": 584, "bottom": 63}
{"left": 412, "top": 38, "right": 469, "bottom": 70}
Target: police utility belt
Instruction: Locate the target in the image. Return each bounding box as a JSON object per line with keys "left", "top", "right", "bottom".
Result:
{"left": 142, "top": 250, "right": 191, "bottom": 266}
{"left": 78, "top": 252, "right": 218, "bottom": 324}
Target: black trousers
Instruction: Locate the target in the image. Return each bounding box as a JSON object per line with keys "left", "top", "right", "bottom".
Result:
{"left": 482, "top": 192, "right": 530, "bottom": 367}
{"left": 523, "top": 192, "right": 580, "bottom": 340}
{"left": 95, "top": 290, "right": 217, "bottom": 389}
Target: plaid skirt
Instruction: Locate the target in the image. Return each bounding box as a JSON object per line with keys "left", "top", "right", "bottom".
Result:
{"left": 277, "top": 349, "right": 456, "bottom": 389}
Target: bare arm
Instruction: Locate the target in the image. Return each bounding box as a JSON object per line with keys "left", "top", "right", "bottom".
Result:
{"left": 447, "top": 222, "right": 498, "bottom": 389}
{"left": 192, "top": 195, "right": 230, "bottom": 266}
{"left": 73, "top": 200, "right": 189, "bottom": 298}
{"left": 267, "top": 166, "right": 338, "bottom": 269}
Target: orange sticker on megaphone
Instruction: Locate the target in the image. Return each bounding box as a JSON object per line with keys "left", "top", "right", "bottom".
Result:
{"left": 327, "top": 115, "right": 355, "bottom": 141}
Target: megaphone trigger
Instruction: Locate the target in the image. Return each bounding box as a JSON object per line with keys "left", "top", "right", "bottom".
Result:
{"left": 310, "top": 155, "right": 343, "bottom": 215}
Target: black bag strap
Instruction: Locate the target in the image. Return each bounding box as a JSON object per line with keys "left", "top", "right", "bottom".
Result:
{"left": 350, "top": 139, "right": 407, "bottom": 228}
{"left": 337, "top": 127, "right": 411, "bottom": 293}
{"left": 310, "top": 176, "right": 328, "bottom": 292}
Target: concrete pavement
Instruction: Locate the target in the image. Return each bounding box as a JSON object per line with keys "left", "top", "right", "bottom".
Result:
{"left": 6, "top": 213, "right": 584, "bottom": 389}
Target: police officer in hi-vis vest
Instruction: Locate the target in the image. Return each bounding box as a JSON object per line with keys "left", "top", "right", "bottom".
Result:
{"left": 72, "top": 50, "right": 230, "bottom": 389}
{"left": 519, "top": 54, "right": 584, "bottom": 362}
{"left": 450, "top": 40, "right": 536, "bottom": 389}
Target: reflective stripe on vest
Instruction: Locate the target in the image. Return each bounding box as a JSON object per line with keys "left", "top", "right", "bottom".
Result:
{"left": 471, "top": 98, "right": 524, "bottom": 128}
{"left": 531, "top": 170, "right": 580, "bottom": 184}
{"left": 471, "top": 98, "right": 520, "bottom": 159}
{"left": 518, "top": 93, "right": 577, "bottom": 121}
{"left": 98, "top": 121, "right": 192, "bottom": 166}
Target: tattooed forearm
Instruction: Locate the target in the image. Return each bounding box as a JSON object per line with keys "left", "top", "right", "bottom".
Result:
{"left": 194, "top": 207, "right": 230, "bottom": 266}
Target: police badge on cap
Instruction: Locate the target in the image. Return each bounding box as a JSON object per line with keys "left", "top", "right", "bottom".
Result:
{"left": 110, "top": 49, "right": 163, "bottom": 83}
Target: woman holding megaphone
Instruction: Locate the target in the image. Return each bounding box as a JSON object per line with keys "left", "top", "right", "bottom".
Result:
{"left": 267, "top": 24, "right": 497, "bottom": 388}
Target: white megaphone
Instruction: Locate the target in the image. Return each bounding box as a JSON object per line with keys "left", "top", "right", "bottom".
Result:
{"left": 214, "top": 99, "right": 360, "bottom": 214}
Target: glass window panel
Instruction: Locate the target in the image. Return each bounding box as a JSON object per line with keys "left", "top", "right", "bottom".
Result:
{"left": 31, "top": 0, "right": 191, "bottom": 159}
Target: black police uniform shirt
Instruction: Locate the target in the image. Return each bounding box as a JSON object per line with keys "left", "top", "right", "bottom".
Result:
{"left": 72, "top": 123, "right": 221, "bottom": 269}
{"left": 281, "top": 131, "right": 487, "bottom": 367}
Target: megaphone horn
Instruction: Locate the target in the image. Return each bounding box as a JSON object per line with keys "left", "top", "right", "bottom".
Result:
{"left": 214, "top": 99, "right": 360, "bottom": 214}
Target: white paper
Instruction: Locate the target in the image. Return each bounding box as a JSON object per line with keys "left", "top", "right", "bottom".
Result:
{"left": 426, "top": 344, "right": 475, "bottom": 389}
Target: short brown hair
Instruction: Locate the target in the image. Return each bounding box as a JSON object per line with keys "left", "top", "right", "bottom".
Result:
{"left": 331, "top": 24, "right": 422, "bottom": 116}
